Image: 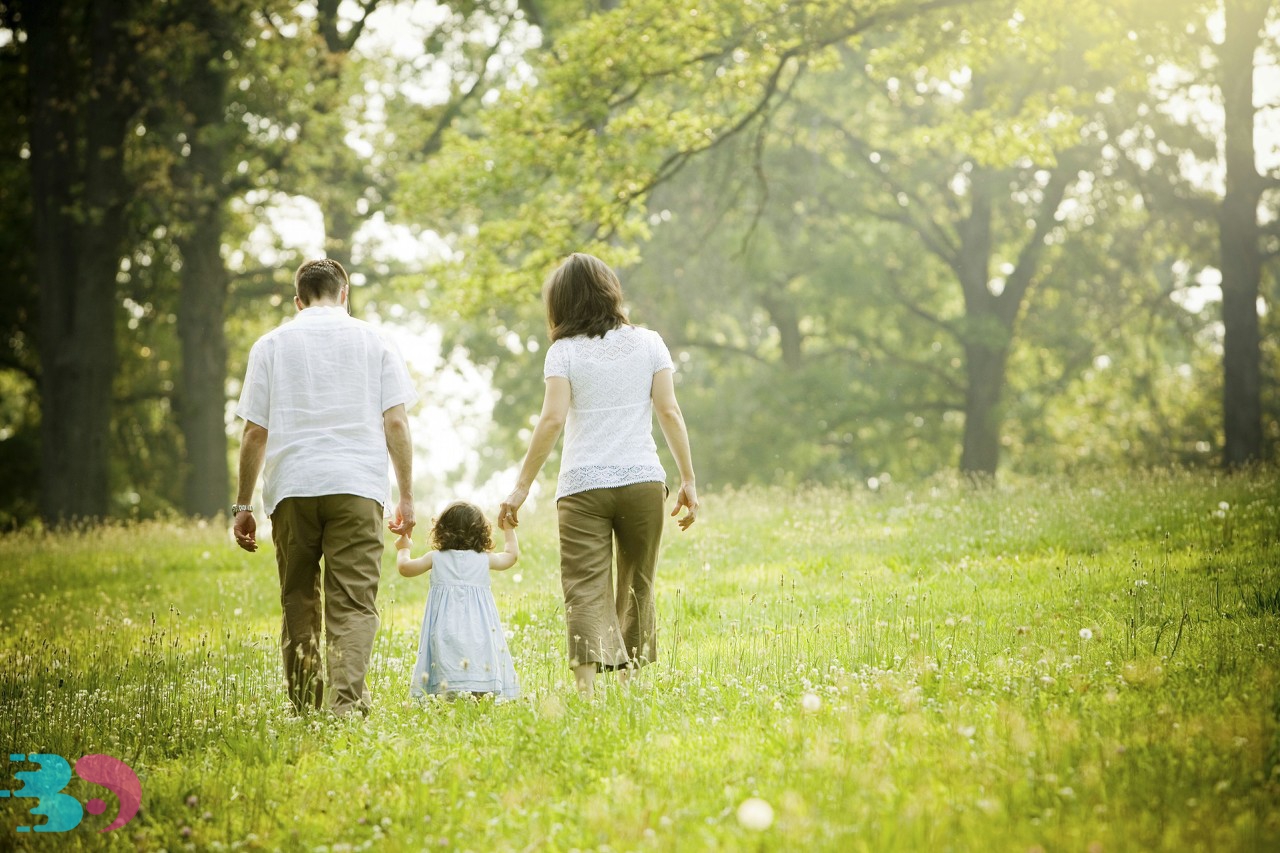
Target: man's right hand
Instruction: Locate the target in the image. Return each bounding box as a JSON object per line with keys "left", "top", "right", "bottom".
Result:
{"left": 388, "top": 496, "right": 415, "bottom": 537}
{"left": 233, "top": 511, "right": 258, "bottom": 552}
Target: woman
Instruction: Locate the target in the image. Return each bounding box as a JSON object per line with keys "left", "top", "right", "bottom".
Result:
{"left": 499, "top": 253, "right": 698, "bottom": 697}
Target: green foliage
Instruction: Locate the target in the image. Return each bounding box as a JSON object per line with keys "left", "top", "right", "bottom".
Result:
{"left": 416, "top": 0, "right": 1245, "bottom": 485}
{"left": 0, "top": 471, "right": 1278, "bottom": 848}
{"left": 400, "top": 0, "right": 998, "bottom": 303}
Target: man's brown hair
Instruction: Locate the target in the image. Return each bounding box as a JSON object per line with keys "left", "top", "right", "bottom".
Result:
{"left": 543, "top": 253, "right": 629, "bottom": 341}
{"left": 294, "top": 258, "right": 348, "bottom": 306}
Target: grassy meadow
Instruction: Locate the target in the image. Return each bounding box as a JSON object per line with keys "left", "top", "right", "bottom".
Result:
{"left": 1, "top": 469, "right": 1278, "bottom": 851}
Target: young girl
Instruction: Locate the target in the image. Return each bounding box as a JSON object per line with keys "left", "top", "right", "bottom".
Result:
{"left": 395, "top": 501, "right": 521, "bottom": 700}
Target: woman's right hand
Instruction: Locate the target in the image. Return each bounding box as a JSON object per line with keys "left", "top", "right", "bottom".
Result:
{"left": 499, "top": 485, "right": 529, "bottom": 528}
{"left": 671, "top": 482, "right": 699, "bottom": 530}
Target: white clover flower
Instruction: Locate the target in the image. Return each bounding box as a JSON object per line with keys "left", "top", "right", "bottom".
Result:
{"left": 736, "top": 798, "right": 774, "bottom": 831}
{"left": 801, "top": 693, "right": 821, "bottom": 713}
{"left": 1079, "top": 628, "right": 1093, "bottom": 641}
{"left": 957, "top": 724, "right": 976, "bottom": 739}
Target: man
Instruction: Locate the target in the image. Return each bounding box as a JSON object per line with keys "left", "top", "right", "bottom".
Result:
{"left": 232, "top": 258, "right": 416, "bottom": 716}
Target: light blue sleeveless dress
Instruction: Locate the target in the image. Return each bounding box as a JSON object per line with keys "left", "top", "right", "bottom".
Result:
{"left": 409, "top": 549, "right": 520, "bottom": 699}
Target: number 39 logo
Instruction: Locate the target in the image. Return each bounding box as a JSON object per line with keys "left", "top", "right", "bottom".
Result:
{"left": 1, "top": 753, "right": 142, "bottom": 833}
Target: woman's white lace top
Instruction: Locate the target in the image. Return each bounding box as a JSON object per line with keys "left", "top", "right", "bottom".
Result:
{"left": 543, "top": 325, "right": 675, "bottom": 500}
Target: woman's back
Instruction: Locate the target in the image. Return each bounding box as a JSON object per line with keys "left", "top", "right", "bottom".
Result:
{"left": 544, "top": 325, "right": 674, "bottom": 499}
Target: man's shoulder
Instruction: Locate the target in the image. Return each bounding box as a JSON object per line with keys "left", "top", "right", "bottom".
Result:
{"left": 250, "top": 319, "right": 290, "bottom": 350}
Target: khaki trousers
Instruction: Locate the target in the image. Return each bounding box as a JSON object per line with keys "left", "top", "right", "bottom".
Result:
{"left": 270, "top": 494, "right": 383, "bottom": 715}
{"left": 557, "top": 481, "right": 665, "bottom": 670}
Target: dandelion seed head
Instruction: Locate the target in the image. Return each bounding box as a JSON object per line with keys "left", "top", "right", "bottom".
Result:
{"left": 736, "top": 797, "right": 774, "bottom": 831}
{"left": 1079, "top": 628, "right": 1093, "bottom": 641}
{"left": 801, "top": 693, "right": 821, "bottom": 713}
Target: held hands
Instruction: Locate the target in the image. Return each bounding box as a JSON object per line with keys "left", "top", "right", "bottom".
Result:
{"left": 233, "top": 511, "right": 258, "bottom": 552}
{"left": 499, "top": 485, "right": 529, "bottom": 529}
{"left": 388, "top": 495, "right": 415, "bottom": 537}
{"left": 671, "top": 482, "right": 699, "bottom": 531}
{"left": 394, "top": 534, "right": 412, "bottom": 551}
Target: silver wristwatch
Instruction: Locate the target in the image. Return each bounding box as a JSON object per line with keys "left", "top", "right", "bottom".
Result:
{"left": 231, "top": 504, "right": 254, "bottom": 514}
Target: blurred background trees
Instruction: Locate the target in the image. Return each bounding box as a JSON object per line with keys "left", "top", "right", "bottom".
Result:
{"left": 0, "top": 0, "right": 1275, "bottom": 525}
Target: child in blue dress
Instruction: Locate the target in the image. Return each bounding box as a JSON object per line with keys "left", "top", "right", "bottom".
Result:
{"left": 395, "top": 501, "right": 521, "bottom": 700}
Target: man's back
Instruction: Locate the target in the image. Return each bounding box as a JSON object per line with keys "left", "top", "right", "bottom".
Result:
{"left": 236, "top": 306, "right": 416, "bottom": 515}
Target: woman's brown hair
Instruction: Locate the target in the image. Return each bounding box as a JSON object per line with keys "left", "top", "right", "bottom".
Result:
{"left": 543, "top": 253, "right": 629, "bottom": 341}
{"left": 431, "top": 501, "right": 493, "bottom": 552}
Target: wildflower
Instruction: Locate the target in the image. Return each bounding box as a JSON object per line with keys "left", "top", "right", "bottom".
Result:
{"left": 1079, "top": 628, "right": 1093, "bottom": 641}
{"left": 801, "top": 693, "right": 821, "bottom": 713}
{"left": 186, "top": 795, "right": 198, "bottom": 807}
{"left": 736, "top": 797, "right": 774, "bottom": 831}
{"left": 957, "top": 725, "right": 976, "bottom": 739}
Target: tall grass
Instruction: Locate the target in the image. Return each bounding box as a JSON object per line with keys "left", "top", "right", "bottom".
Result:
{"left": 0, "top": 469, "right": 1277, "bottom": 850}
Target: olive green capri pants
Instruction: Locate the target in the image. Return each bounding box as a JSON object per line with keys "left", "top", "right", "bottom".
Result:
{"left": 556, "top": 481, "right": 666, "bottom": 670}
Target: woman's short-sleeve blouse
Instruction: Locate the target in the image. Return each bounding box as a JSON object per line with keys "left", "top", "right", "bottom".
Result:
{"left": 543, "top": 325, "right": 675, "bottom": 500}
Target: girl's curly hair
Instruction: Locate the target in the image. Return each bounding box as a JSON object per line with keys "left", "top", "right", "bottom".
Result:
{"left": 431, "top": 501, "right": 493, "bottom": 553}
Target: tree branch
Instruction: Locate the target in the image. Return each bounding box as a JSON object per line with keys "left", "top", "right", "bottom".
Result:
{"left": 595, "top": 0, "right": 998, "bottom": 233}
{"left": 997, "top": 165, "right": 1075, "bottom": 323}
{"left": 671, "top": 337, "right": 772, "bottom": 365}
{"left": 422, "top": 19, "right": 511, "bottom": 157}
{"left": 887, "top": 286, "right": 960, "bottom": 339}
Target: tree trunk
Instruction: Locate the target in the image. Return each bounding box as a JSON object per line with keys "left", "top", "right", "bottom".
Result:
{"left": 324, "top": 205, "right": 357, "bottom": 314}
{"left": 174, "top": 1, "right": 233, "bottom": 518}
{"left": 1218, "top": 0, "right": 1268, "bottom": 468}
{"left": 959, "top": 339, "right": 1009, "bottom": 477}
{"left": 177, "top": 211, "right": 230, "bottom": 518}
{"left": 28, "top": 0, "right": 136, "bottom": 522}
{"left": 325, "top": 206, "right": 355, "bottom": 274}
{"left": 955, "top": 167, "right": 1003, "bottom": 478}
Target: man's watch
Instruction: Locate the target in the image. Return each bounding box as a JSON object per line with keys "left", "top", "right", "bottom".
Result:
{"left": 231, "top": 504, "right": 254, "bottom": 514}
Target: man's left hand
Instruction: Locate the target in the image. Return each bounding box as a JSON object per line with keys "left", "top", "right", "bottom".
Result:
{"left": 388, "top": 496, "right": 415, "bottom": 537}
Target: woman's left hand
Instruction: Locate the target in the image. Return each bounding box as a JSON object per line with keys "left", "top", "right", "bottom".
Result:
{"left": 499, "top": 486, "right": 529, "bottom": 528}
{"left": 672, "top": 482, "right": 699, "bottom": 531}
